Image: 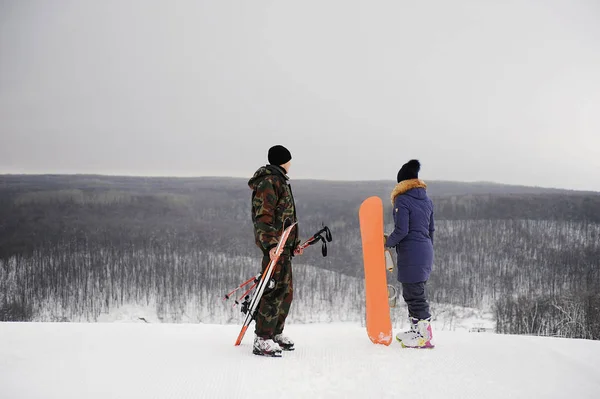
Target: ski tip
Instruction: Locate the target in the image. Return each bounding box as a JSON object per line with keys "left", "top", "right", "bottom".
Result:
{"left": 235, "top": 325, "right": 249, "bottom": 346}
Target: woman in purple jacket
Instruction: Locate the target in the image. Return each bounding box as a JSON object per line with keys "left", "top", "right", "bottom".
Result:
{"left": 385, "top": 159, "right": 435, "bottom": 348}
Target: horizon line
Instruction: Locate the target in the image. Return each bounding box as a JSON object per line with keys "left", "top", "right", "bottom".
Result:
{"left": 1, "top": 172, "right": 598, "bottom": 194}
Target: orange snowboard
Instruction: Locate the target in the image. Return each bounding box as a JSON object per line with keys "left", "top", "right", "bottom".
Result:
{"left": 359, "top": 196, "right": 393, "bottom": 345}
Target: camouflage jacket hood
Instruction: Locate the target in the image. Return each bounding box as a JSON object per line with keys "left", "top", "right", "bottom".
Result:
{"left": 248, "top": 165, "right": 299, "bottom": 253}
{"left": 248, "top": 165, "right": 289, "bottom": 189}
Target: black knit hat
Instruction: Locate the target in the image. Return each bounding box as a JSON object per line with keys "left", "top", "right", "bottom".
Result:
{"left": 268, "top": 145, "right": 292, "bottom": 166}
{"left": 397, "top": 159, "right": 421, "bottom": 183}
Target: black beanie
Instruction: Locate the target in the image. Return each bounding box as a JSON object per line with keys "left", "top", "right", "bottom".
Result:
{"left": 268, "top": 145, "right": 292, "bottom": 166}
{"left": 397, "top": 159, "right": 421, "bottom": 183}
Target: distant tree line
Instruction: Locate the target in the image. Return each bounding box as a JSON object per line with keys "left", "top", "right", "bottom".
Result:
{"left": 0, "top": 233, "right": 363, "bottom": 324}
{"left": 428, "top": 220, "right": 600, "bottom": 339}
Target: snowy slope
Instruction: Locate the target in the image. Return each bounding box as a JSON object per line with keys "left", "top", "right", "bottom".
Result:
{"left": 1, "top": 322, "right": 599, "bottom": 399}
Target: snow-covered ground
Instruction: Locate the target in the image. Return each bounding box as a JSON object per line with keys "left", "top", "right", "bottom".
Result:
{"left": 1, "top": 322, "right": 599, "bottom": 399}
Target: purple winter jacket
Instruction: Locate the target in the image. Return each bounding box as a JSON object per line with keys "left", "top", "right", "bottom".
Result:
{"left": 385, "top": 180, "right": 435, "bottom": 283}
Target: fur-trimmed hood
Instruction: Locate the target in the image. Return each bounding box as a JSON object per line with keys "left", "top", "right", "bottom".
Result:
{"left": 390, "top": 179, "right": 427, "bottom": 204}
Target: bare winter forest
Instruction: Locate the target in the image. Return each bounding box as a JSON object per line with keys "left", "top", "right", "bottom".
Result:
{"left": 1, "top": 175, "right": 599, "bottom": 339}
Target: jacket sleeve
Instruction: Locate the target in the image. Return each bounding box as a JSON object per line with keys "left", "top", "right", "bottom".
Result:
{"left": 385, "top": 196, "right": 409, "bottom": 248}
{"left": 252, "top": 178, "right": 280, "bottom": 251}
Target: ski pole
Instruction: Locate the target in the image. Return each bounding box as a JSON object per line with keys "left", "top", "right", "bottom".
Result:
{"left": 298, "top": 225, "right": 333, "bottom": 256}
{"left": 223, "top": 274, "right": 259, "bottom": 300}
{"left": 306, "top": 226, "right": 332, "bottom": 244}
{"left": 298, "top": 236, "right": 318, "bottom": 250}
{"left": 233, "top": 282, "right": 257, "bottom": 307}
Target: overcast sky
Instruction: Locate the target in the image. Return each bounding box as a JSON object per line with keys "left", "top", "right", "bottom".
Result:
{"left": 1, "top": 0, "right": 599, "bottom": 191}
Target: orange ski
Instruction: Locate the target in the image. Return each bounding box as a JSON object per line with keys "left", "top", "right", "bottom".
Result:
{"left": 359, "top": 196, "right": 393, "bottom": 345}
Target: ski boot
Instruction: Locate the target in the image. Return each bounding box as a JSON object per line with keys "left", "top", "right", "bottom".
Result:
{"left": 273, "top": 333, "right": 295, "bottom": 351}
{"left": 253, "top": 336, "right": 282, "bottom": 357}
{"left": 399, "top": 318, "right": 434, "bottom": 349}
{"left": 395, "top": 317, "right": 419, "bottom": 342}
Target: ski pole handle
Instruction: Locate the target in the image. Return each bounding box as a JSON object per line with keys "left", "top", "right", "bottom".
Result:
{"left": 295, "top": 226, "right": 333, "bottom": 257}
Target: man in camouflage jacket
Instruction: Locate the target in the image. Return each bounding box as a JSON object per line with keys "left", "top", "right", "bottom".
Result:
{"left": 248, "top": 145, "right": 302, "bottom": 356}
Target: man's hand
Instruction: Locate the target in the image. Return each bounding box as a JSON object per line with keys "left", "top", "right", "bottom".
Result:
{"left": 293, "top": 245, "right": 304, "bottom": 256}
{"left": 269, "top": 247, "right": 278, "bottom": 260}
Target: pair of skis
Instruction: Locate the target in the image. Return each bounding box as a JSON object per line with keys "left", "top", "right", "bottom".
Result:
{"left": 233, "top": 222, "right": 297, "bottom": 346}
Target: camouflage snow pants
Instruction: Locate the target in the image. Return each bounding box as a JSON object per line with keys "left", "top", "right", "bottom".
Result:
{"left": 254, "top": 252, "right": 293, "bottom": 339}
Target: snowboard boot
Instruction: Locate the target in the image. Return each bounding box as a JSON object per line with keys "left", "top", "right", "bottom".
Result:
{"left": 395, "top": 317, "right": 419, "bottom": 342}
{"left": 273, "top": 333, "right": 295, "bottom": 351}
{"left": 253, "top": 336, "right": 283, "bottom": 357}
{"left": 400, "top": 318, "right": 434, "bottom": 349}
